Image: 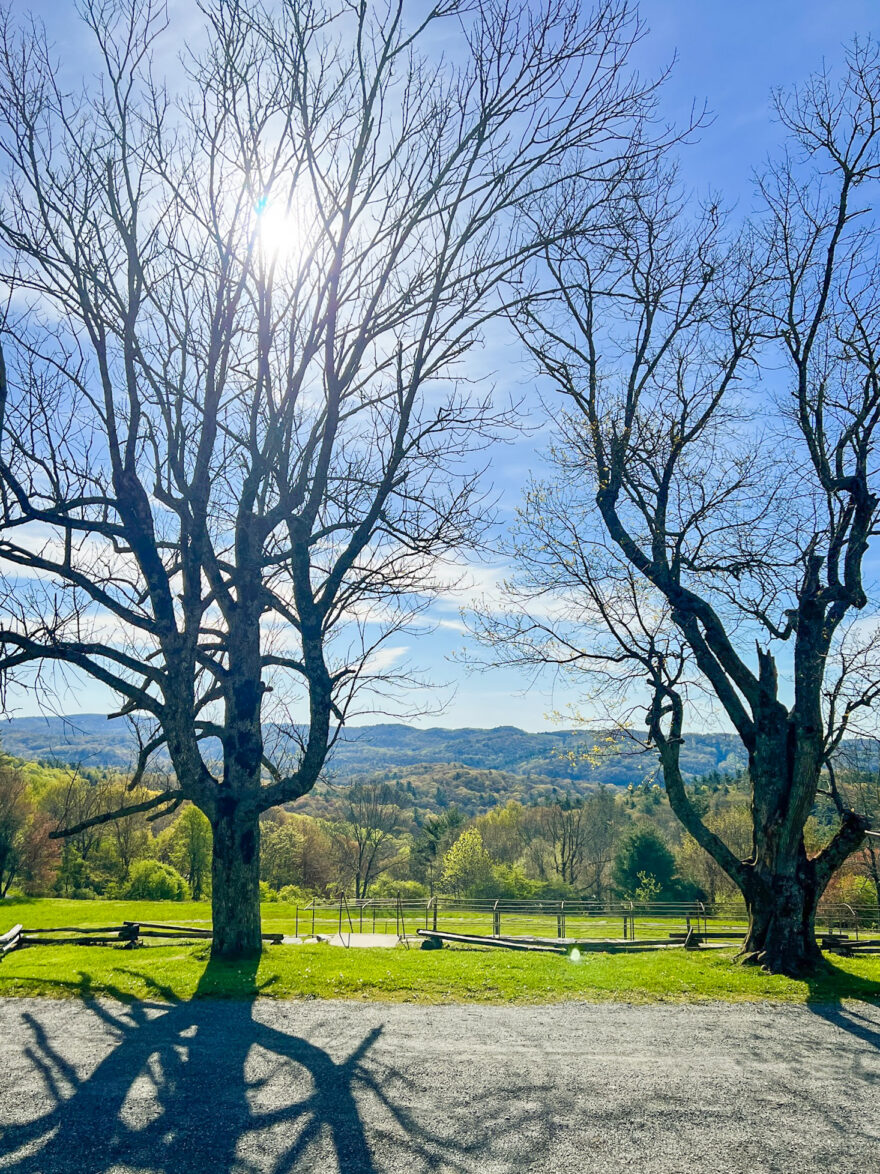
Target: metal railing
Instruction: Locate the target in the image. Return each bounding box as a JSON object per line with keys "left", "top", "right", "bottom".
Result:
{"left": 285, "top": 894, "right": 880, "bottom": 943}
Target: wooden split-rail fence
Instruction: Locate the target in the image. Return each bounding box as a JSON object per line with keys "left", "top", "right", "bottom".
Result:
{"left": 415, "top": 923, "right": 747, "bottom": 954}
{"left": 820, "top": 932, "right": 880, "bottom": 956}
{"left": 0, "top": 921, "right": 283, "bottom": 960}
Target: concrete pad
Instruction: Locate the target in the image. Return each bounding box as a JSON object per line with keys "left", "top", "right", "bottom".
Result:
{"left": 316, "top": 933, "right": 404, "bottom": 948}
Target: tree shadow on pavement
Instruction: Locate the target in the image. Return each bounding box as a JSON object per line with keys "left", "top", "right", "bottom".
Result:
{"left": 805, "top": 960, "right": 880, "bottom": 1056}
{"left": 0, "top": 956, "right": 560, "bottom": 1174}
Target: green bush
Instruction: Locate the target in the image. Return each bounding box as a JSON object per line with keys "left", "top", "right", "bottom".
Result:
{"left": 479, "top": 864, "right": 539, "bottom": 899}
{"left": 259, "top": 880, "right": 278, "bottom": 903}
{"left": 277, "top": 884, "right": 308, "bottom": 904}
{"left": 124, "top": 859, "right": 189, "bottom": 901}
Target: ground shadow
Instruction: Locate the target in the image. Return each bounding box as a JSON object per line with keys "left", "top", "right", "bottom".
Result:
{"left": 0, "top": 953, "right": 559, "bottom": 1173}
{"left": 805, "top": 958, "right": 880, "bottom": 1056}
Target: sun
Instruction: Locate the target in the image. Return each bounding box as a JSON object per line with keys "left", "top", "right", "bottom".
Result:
{"left": 255, "top": 196, "right": 309, "bottom": 267}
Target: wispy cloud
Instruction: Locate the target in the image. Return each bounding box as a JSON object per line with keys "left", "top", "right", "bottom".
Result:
{"left": 363, "top": 644, "right": 410, "bottom": 674}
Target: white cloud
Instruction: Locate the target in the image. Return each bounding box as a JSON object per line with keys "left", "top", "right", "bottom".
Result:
{"left": 435, "top": 617, "right": 468, "bottom": 633}
{"left": 362, "top": 644, "right": 410, "bottom": 674}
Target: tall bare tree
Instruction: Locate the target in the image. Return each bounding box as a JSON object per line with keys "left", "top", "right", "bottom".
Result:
{"left": 578, "top": 786, "right": 626, "bottom": 898}
{"left": 0, "top": 0, "right": 657, "bottom": 954}
{"left": 481, "top": 42, "right": 880, "bottom": 973}
{"left": 331, "top": 781, "right": 406, "bottom": 899}
{"left": 538, "top": 794, "right": 590, "bottom": 887}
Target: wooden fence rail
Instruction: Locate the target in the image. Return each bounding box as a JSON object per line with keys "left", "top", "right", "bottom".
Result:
{"left": 0, "top": 924, "right": 22, "bottom": 958}
{"left": 0, "top": 922, "right": 284, "bottom": 957}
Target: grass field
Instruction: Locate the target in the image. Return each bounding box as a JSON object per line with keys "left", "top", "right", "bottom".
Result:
{"left": 2, "top": 897, "right": 880, "bottom": 1005}
{"left": 1, "top": 895, "right": 752, "bottom": 940}
{"left": 6, "top": 895, "right": 860, "bottom": 944}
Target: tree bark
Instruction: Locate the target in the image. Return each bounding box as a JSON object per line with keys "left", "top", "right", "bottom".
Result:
{"left": 738, "top": 865, "right": 824, "bottom": 975}
{"left": 210, "top": 800, "right": 262, "bottom": 959}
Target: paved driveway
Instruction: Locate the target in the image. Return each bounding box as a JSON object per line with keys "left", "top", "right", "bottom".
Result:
{"left": 0, "top": 996, "right": 878, "bottom": 1173}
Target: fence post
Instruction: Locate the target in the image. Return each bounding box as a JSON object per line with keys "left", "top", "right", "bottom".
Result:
{"left": 312, "top": 902, "right": 316, "bottom": 937}
{"left": 842, "top": 902, "right": 859, "bottom": 941}
{"left": 493, "top": 900, "right": 500, "bottom": 938}
{"left": 433, "top": 897, "right": 438, "bottom": 931}
{"left": 295, "top": 906, "right": 299, "bottom": 938}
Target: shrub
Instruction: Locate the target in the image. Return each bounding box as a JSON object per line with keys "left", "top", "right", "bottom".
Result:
{"left": 124, "top": 859, "right": 189, "bottom": 901}
{"left": 259, "top": 880, "right": 278, "bottom": 903}
{"left": 480, "top": 864, "right": 540, "bottom": 899}
{"left": 277, "top": 884, "right": 308, "bottom": 904}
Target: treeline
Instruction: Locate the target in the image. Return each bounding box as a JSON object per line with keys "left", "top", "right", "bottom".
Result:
{"left": 0, "top": 755, "right": 211, "bottom": 902}
{"left": 2, "top": 754, "right": 878, "bottom": 909}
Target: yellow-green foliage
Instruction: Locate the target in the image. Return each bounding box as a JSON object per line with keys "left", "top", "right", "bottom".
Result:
{"left": 441, "top": 827, "right": 493, "bottom": 896}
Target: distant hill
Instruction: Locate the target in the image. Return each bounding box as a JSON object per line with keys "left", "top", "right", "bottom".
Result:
{"left": 0, "top": 713, "right": 746, "bottom": 787}
{"left": 298, "top": 762, "right": 597, "bottom": 820}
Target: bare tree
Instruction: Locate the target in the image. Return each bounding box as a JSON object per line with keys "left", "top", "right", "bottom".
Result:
{"left": 331, "top": 781, "right": 406, "bottom": 899}
{"left": 539, "top": 794, "right": 589, "bottom": 887}
{"left": 522, "top": 788, "right": 624, "bottom": 894}
{"left": 579, "top": 786, "right": 626, "bottom": 898}
{"left": 0, "top": 0, "right": 658, "bottom": 954}
{"left": 481, "top": 43, "right": 880, "bottom": 973}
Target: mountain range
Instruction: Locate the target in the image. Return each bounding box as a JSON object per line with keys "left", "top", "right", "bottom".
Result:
{"left": 0, "top": 713, "right": 746, "bottom": 787}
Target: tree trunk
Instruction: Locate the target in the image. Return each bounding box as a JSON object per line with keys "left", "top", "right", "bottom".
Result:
{"left": 210, "top": 800, "right": 262, "bottom": 959}
{"left": 738, "top": 868, "right": 824, "bottom": 976}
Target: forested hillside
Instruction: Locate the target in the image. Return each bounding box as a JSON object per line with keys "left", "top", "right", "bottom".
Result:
{"left": 2, "top": 744, "right": 875, "bottom": 912}
{"left": 0, "top": 714, "right": 747, "bottom": 784}
{"left": 298, "top": 763, "right": 591, "bottom": 820}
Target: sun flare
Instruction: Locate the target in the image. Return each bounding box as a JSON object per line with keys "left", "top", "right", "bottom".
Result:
{"left": 255, "top": 198, "right": 307, "bottom": 265}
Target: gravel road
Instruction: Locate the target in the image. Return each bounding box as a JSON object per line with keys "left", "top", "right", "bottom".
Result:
{"left": 0, "top": 996, "right": 878, "bottom": 1173}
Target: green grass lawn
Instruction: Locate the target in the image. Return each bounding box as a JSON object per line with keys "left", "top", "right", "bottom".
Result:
{"left": 1, "top": 894, "right": 755, "bottom": 947}
{"left": 2, "top": 894, "right": 754, "bottom": 940}
{"left": 2, "top": 896, "right": 880, "bottom": 1005}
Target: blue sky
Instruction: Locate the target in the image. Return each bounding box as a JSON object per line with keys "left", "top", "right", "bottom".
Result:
{"left": 5, "top": 0, "right": 880, "bottom": 731}
{"left": 430, "top": 0, "right": 880, "bottom": 731}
